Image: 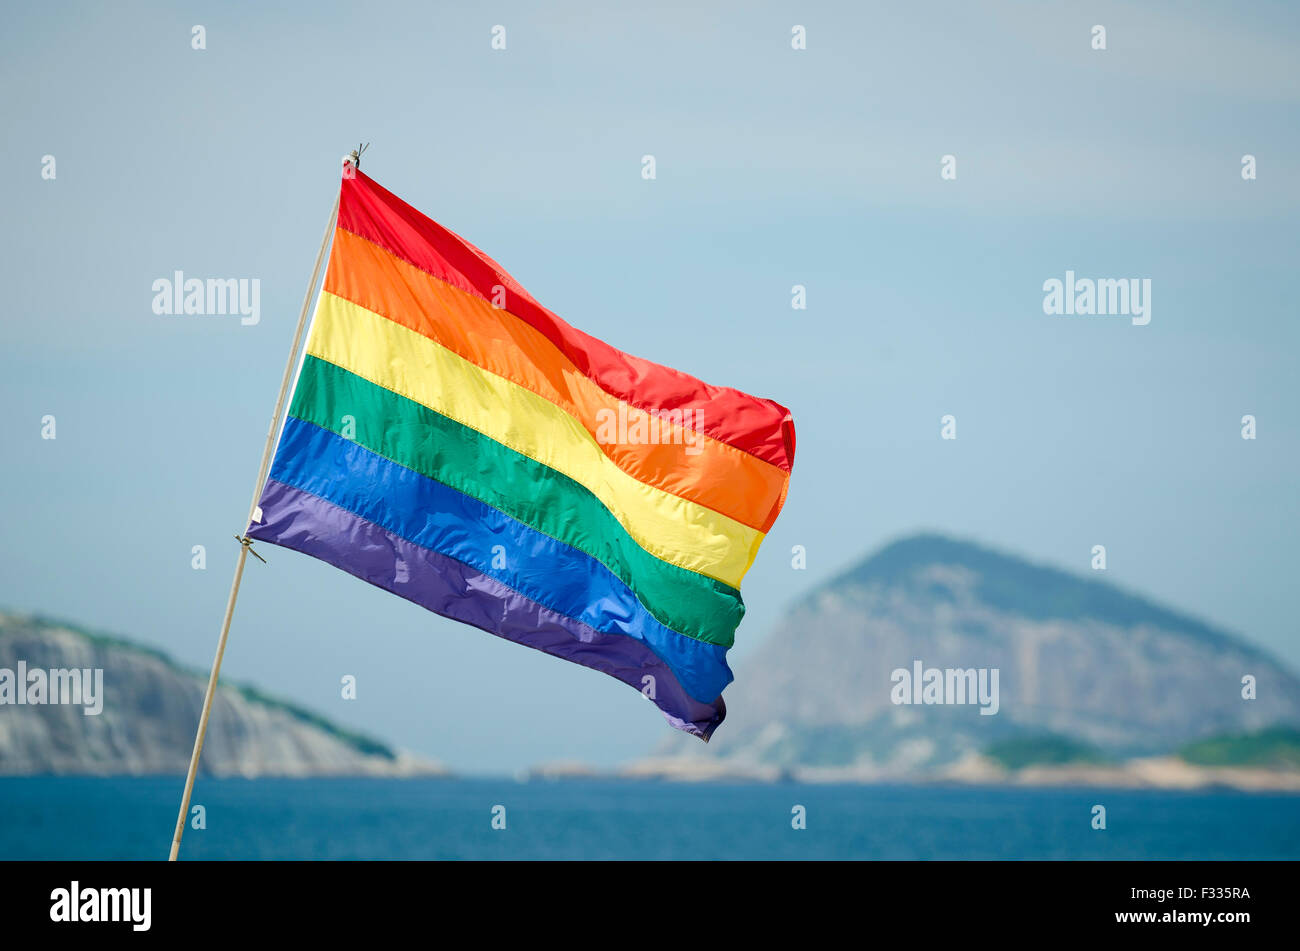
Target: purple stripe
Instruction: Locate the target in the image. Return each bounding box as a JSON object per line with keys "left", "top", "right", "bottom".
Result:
{"left": 249, "top": 479, "right": 725, "bottom": 739}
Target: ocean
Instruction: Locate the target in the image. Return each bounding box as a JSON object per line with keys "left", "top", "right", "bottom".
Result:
{"left": 1, "top": 777, "right": 1297, "bottom": 860}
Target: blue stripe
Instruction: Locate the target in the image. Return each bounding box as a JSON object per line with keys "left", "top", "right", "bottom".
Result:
{"left": 267, "top": 415, "right": 733, "bottom": 701}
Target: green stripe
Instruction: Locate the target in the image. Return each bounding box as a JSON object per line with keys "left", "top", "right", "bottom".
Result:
{"left": 288, "top": 355, "right": 745, "bottom": 646}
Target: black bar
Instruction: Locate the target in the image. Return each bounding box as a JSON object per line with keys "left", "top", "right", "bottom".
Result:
{"left": 0, "top": 860, "right": 1282, "bottom": 938}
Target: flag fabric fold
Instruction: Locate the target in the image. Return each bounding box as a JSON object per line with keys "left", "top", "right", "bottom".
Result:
{"left": 247, "top": 169, "right": 795, "bottom": 739}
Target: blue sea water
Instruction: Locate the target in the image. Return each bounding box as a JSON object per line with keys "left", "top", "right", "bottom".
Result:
{"left": 0, "top": 777, "right": 1296, "bottom": 860}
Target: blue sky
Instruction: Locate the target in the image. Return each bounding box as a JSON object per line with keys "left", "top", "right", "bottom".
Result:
{"left": 2, "top": 1, "right": 1297, "bottom": 772}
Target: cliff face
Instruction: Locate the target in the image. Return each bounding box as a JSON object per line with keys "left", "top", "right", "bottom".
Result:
{"left": 0, "top": 612, "right": 445, "bottom": 777}
{"left": 646, "top": 535, "right": 1300, "bottom": 778}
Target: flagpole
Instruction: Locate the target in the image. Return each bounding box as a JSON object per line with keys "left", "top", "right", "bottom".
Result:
{"left": 167, "top": 164, "right": 346, "bottom": 861}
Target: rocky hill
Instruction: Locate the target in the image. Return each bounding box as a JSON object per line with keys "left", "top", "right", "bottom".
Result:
{"left": 634, "top": 535, "right": 1300, "bottom": 782}
{"left": 0, "top": 611, "right": 446, "bottom": 777}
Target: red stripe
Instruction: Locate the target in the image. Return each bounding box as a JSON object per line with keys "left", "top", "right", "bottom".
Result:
{"left": 338, "top": 170, "right": 795, "bottom": 472}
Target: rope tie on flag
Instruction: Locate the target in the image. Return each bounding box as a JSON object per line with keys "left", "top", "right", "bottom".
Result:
{"left": 234, "top": 534, "right": 267, "bottom": 564}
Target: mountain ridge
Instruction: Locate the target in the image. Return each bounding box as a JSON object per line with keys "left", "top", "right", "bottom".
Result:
{"left": 0, "top": 610, "right": 447, "bottom": 777}
{"left": 822, "top": 533, "right": 1253, "bottom": 656}
{"left": 639, "top": 533, "right": 1300, "bottom": 781}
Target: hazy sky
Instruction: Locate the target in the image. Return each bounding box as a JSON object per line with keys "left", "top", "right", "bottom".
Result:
{"left": 3, "top": 1, "right": 1297, "bottom": 772}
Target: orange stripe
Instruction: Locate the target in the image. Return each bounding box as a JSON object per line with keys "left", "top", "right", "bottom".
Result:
{"left": 324, "top": 227, "right": 789, "bottom": 532}
{"left": 340, "top": 169, "right": 795, "bottom": 472}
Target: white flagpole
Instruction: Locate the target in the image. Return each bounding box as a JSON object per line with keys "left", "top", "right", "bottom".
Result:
{"left": 167, "top": 160, "right": 349, "bottom": 861}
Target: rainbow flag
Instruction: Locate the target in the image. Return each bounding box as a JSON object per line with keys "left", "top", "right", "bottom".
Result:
{"left": 247, "top": 170, "right": 795, "bottom": 739}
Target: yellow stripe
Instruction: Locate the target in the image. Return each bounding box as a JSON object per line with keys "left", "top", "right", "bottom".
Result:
{"left": 306, "top": 292, "right": 764, "bottom": 588}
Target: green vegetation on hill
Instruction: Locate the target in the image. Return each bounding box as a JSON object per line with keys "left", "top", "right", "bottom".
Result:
{"left": 1178, "top": 726, "right": 1300, "bottom": 768}
{"left": 233, "top": 685, "right": 395, "bottom": 760}
{"left": 984, "top": 733, "right": 1108, "bottom": 770}
{"left": 760, "top": 724, "right": 879, "bottom": 767}
{"left": 15, "top": 612, "right": 396, "bottom": 761}
{"left": 28, "top": 613, "right": 177, "bottom": 667}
